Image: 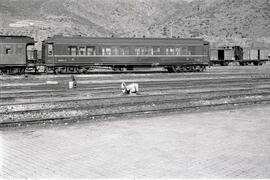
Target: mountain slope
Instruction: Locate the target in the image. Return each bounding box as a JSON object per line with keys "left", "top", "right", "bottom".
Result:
{"left": 0, "top": 0, "right": 269, "bottom": 47}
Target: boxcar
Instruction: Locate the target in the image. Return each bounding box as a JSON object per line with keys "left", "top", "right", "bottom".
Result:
{"left": 0, "top": 36, "right": 36, "bottom": 74}
{"left": 241, "top": 48, "right": 270, "bottom": 66}
{"left": 210, "top": 45, "right": 270, "bottom": 66}
{"left": 42, "top": 35, "right": 210, "bottom": 73}
{"left": 210, "top": 46, "right": 236, "bottom": 66}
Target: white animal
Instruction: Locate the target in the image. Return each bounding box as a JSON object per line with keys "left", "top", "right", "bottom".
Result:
{"left": 121, "top": 82, "right": 139, "bottom": 94}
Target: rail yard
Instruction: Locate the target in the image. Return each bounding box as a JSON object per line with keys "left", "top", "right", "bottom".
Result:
{"left": 1, "top": 0, "right": 270, "bottom": 178}
{"left": 1, "top": 64, "right": 270, "bottom": 128}
{"left": 1, "top": 64, "right": 270, "bottom": 178}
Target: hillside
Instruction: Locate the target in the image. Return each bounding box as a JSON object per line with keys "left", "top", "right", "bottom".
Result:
{"left": 151, "top": 0, "right": 270, "bottom": 46}
{"left": 0, "top": 0, "right": 269, "bottom": 47}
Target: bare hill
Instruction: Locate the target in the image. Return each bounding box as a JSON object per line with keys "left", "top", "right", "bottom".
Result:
{"left": 0, "top": 0, "right": 269, "bottom": 47}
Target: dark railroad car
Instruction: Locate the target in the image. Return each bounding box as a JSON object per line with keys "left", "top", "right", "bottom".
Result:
{"left": 210, "top": 45, "right": 270, "bottom": 66}
{"left": 241, "top": 47, "right": 270, "bottom": 66}
{"left": 210, "top": 46, "right": 236, "bottom": 66}
{"left": 0, "top": 36, "right": 36, "bottom": 74}
{"left": 42, "top": 35, "right": 210, "bottom": 73}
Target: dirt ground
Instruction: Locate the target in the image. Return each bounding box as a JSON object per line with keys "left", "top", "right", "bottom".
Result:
{"left": 1, "top": 104, "right": 270, "bottom": 178}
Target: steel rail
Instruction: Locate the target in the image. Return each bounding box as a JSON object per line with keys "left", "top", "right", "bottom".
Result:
{"left": 1, "top": 91, "right": 270, "bottom": 116}
{"left": 1, "top": 98, "right": 270, "bottom": 128}
{"left": 1, "top": 87, "right": 270, "bottom": 107}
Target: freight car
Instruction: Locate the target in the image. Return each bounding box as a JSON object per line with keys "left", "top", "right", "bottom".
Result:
{"left": 0, "top": 36, "right": 37, "bottom": 74}
{"left": 210, "top": 46, "right": 270, "bottom": 66}
{"left": 241, "top": 47, "right": 270, "bottom": 66}
{"left": 42, "top": 35, "right": 210, "bottom": 73}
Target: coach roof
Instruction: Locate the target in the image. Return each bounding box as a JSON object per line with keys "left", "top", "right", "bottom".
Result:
{"left": 0, "top": 35, "right": 34, "bottom": 44}
{"left": 44, "top": 35, "right": 208, "bottom": 45}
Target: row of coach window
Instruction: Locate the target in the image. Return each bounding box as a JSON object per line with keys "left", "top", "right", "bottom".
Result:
{"left": 63, "top": 46, "right": 203, "bottom": 56}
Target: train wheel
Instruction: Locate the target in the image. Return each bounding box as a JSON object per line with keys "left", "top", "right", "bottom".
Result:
{"left": 253, "top": 61, "right": 259, "bottom": 66}
{"left": 44, "top": 66, "right": 49, "bottom": 74}
{"left": 1, "top": 68, "right": 7, "bottom": 74}
{"left": 60, "top": 68, "right": 66, "bottom": 74}
{"left": 185, "top": 66, "right": 191, "bottom": 72}
{"left": 78, "top": 68, "right": 87, "bottom": 74}
{"left": 199, "top": 65, "right": 204, "bottom": 72}
{"left": 67, "top": 67, "right": 75, "bottom": 73}
{"left": 167, "top": 66, "right": 176, "bottom": 73}
{"left": 202, "top": 66, "right": 206, "bottom": 72}
{"left": 54, "top": 68, "right": 60, "bottom": 74}
{"left": 224, "top": 61, "right": 229, "bottom": 66}
{"left": 239, "top": 62, "right": 245, "bottom": 66}
{"left": 175, "top": 66, "right": 183, "bottom": 73}
{"left": 113, "top": 67, "right": 123, "bottom": 71}
{"left": 20, "top": 67, "right": 26, "bottom": 74}
{"left": 75, "top": 67, "right": 80, "bottom": 74}
{"left": 13, "top": 68, "right": 19, "bottom": 74}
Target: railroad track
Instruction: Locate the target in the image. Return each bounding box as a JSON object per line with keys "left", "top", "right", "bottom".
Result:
{"left": 1, "top": 67, "right": 270, "bottom": 127}
{"left": 1, "top": 78, "right": 270, "bottom": 99}
{"left": 1, "top": 86, "right": 270, "bottom": 107}
{"left": 1, "top": 70, "right": 269, "bottom": 81}
{"left": 1, "top": 91, "right": 270, "bottom": 114}
{"left": 1, "top": 76, "right": 270, "bottom": 90}
{"left": 1, "top": 97, "right": 270, "bottom": 128}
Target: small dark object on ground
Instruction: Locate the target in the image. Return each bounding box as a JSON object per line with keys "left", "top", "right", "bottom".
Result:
{"left": 71, "top": 75, "right": 77, "bottom": 88}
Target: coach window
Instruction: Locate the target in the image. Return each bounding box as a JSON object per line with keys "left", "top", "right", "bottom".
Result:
{"left": 111, "top": 47, "right": 119, "bottom": 55}
{"left": 102, "top": 47, "right": 112, "bottom": 55}
{"left": 135, "top": 47, "right": 141, "bottom": 55}
{"left": 135, "top": 47, "right": 140, "bottom": 55}
{"left": 181, "top": 47, "right": 190, "bottom": 55}
{"left": 120, "top": 47, "right": 129, "bottom": 55}
{"left": 166, "top": 47, "right": 175, "bottom": 55}
{"left": 68, "top": 46, "right": 77, "bottom": 55}
{"left": 175, "top": 47, "right": 181, "bottom": 55}
{"left": 145, "top": 47, "right": 153, "bottom": 55}
{"left": 79, "top": 47, "right": 86, "bottom": 55}
{"left": 153, "top": 47, "right": 160, "bottom": 55}
{"left": 135, "top": 47, "right": 147, "bottom": 55}
{"left": 141, "top": 48, "right": 146, "bottom": 55}
{"left": 86, "top": 46, "right": 95, "bottom": 55}
{"left": 48, "top": 44, "right": 53, "bottom": 55}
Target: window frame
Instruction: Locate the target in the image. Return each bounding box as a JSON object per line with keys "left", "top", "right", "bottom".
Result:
{"left": 79, "top": 46, "right": 86, "bottom": 55}
{"left": 153, "top": 46, "right": 161, "bottom": 55}
{"left": 111, "top": 47, "right": 119, "bottom": 55}
{"left": 68, "top": 46, "right": 78, "bottom": 55}
{"left": 47, "top": 44, "right": 53, "bottom": 55}
{"left": 86, "top": 46, "right": 96, "bottom": 55}
{"left": 119, "top": 46, "right": 130, "bottom": 55}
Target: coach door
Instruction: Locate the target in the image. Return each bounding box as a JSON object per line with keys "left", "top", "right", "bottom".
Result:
{"left": 218, "top": 49, "right": 224, "bottom": 61}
